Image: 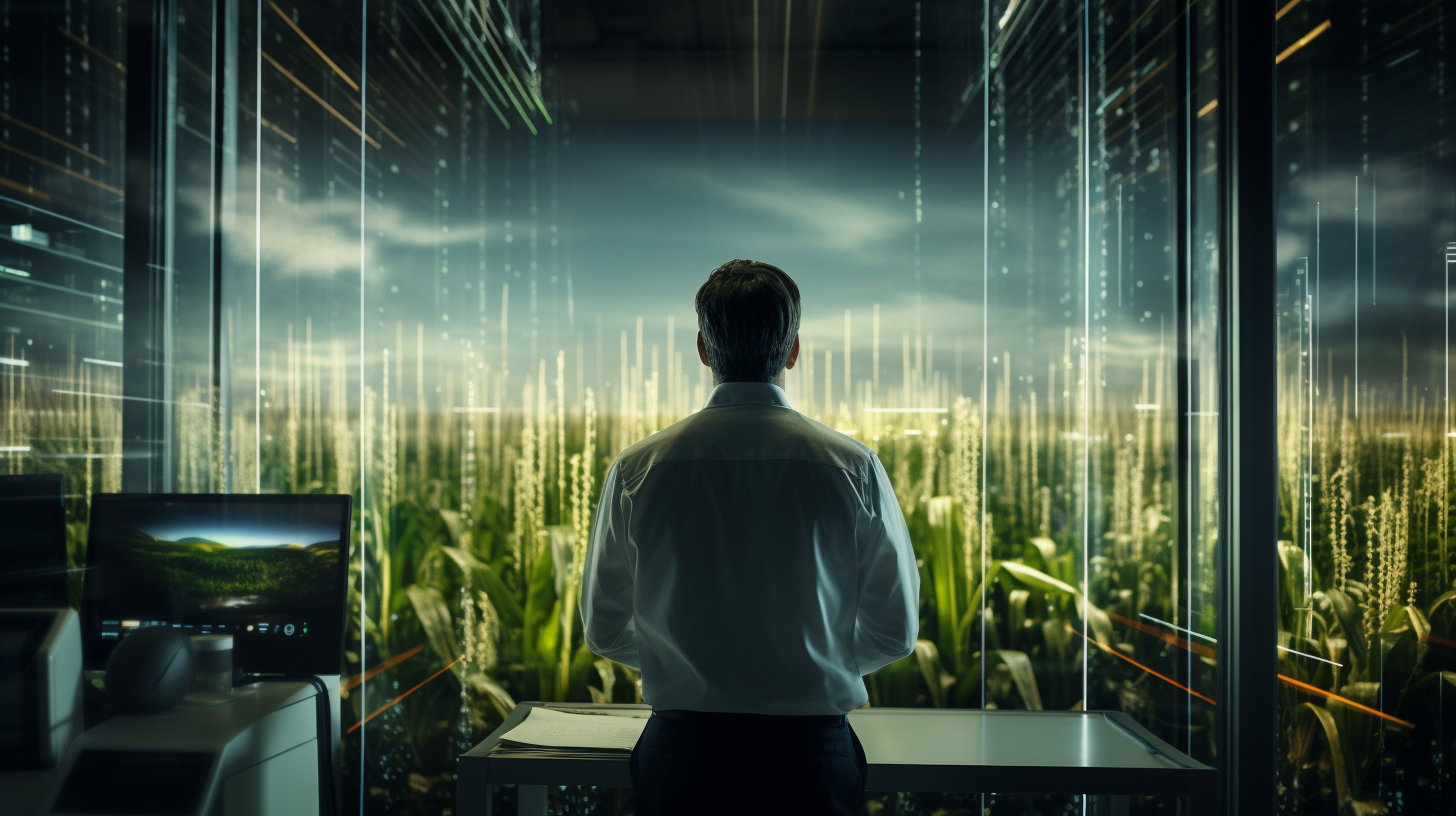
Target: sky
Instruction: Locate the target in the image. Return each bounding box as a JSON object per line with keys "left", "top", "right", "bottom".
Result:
{"left": 108, "top": 500, "right": 345, "bottom": 548}
{"left": 214, "top": 107, "right": 1455, "bottom": 416}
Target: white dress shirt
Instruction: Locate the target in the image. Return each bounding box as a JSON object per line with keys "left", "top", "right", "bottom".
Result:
{"left": 581, "top": 381, "right": 919, "bottom": 715}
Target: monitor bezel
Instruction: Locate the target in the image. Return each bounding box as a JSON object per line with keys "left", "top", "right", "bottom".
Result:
{"left": 81, "top": 492, "right": 352, "bottom": 677}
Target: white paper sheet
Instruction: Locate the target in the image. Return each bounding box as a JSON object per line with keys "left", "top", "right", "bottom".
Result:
{"left": 498, "top": 707, "right": 649, "bottom": 751}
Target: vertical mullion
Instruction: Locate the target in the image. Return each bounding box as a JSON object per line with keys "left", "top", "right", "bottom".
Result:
{"left": 1218, "top": 0, "right": 1278, "bottom": 813}
{"left": 121, "top": 0, "right": 173, "bottom": 493}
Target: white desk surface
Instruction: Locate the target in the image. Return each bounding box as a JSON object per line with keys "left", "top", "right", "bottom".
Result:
{"left": 458, "top": 702, "right": 1215, "bottom": 812}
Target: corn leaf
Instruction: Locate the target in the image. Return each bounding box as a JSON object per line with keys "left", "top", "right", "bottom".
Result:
{"left": 914, "top": 639, "right": 953, "bottom": 708}
{"left": 467, "top": 673, "right": 517, "bottom": 721}
{"left": 1322, "top": 588, "right": 1367, "bottom": 671}
{"left": 1008, "top": 589, "right": 1030, "bottom": 649}
{"left": 1001, "top": 560, "right": 1079, "bottom": 598}
{"left": 406, "top": 584, "right": 461, "bottom": 667}
{"left": 1301, "top": 701, "right": 1350, "bottom": 806}
{"left": 437, "top": 545, "right": 523, "bottom": 627}
{"left": 589, "top": 657, "right": 617, "bottom": 704}
{"left": 993, "top": 649, "right": 1043, "bottom": 710}
{"left": 1427, "top": 589, "right": 1456, "bottom": 620}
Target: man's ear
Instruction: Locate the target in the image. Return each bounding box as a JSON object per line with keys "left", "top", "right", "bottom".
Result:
{"left": 784, "top": 334, "right": 800, "bottom": 370}
{"left": 697, "top": 332, "right": 711, "bottom": 367}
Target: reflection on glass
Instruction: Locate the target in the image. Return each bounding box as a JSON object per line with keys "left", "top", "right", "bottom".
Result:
{"left": 1276, "top": 2, "right": 1456, "bottom": 813}
{"left": 1, "top": 1, "right": 1236, "bottom": 813}
{"left": 0, "top": 2, "right": 127, "bottom": 597}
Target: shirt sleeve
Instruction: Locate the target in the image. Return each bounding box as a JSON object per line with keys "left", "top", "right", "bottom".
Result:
{"left": 853, "top": 454, "right": 920, "bottom": 675}
{"left": 580, "top": 459, "right": 640, "bottom": 668}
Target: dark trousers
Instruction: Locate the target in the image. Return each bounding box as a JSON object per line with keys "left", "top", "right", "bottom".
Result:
{"left": 629, "top": 709, "right": 868, "bottom": 816}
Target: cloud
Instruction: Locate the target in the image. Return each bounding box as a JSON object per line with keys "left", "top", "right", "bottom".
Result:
{"left": 669, "top": 166, "right": 909, "bottom": 254}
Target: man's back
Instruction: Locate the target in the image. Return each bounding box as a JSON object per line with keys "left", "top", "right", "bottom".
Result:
{"left": 581, "top": 381, "right": 919, "bottom": 715}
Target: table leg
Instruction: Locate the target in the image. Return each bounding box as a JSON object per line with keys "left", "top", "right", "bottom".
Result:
{"left": 517, "top": 784, "right": 548, "bottom": 816}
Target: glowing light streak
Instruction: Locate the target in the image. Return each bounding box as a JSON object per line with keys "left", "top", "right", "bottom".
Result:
{"left": 864, "top": 407, "right": 948, "bottom": 413}
{"left": 1134, "top": 403, "right": 1160, "bottom": 410}
{"left": 1278, "top": 674, "right": 1414, "bottom": 728}
{"left": 1197, "top": 99, "right": 1218, "bottom": 117}
{"left": 1069, "top": 625, "right": 1216, "bottom": 706}
{"left": 348, "top": 655, "right": 465, "bottom": 733}
{"left": 83, "top": 358, "right": 122, "bottom": 368}
{"left": 0, "top": 356, "right": 29, "bottom": 367}
{"left": 342, "top": 644, "right": 423, "bottom": 696}
{"left": 57, "top": 27, "right": 124, "bottom": 72}
{"left": 1139, "top": 612, "right": 1218, "bottom": 643}
{"left": 0, "top": 113, "right": 107, "bottom": 164}
{"left": 260, "top": 52, "right": 381, "bottom": 148}
{"left": 0, "top": 446, "right": 31, "bottom": 453}
{"left": 1110, "top": 612, "right": 1216, "bottom": 659}
{"left": 1278, "top": 645, "right": 1343, "bottom": 668}
{"left": 1276, "top": 20, "right": 1332, "bottom": 65}
{"left": 1274, "top": 0, "right": 1302, "bottom": 21}
{"left": 52, "top": 389, "right": 208, "bottom": 408}
{"left": 0, "top": 142, "right": 124, "bottom": 195}
{"left": 268, "top": 1, "right": 359, "bottom": 91}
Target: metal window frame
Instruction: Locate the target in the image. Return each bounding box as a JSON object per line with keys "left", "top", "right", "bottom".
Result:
{"left": 1216, "top": 1, "right": 1279, "bottom": 814}
{"left": 121, "top": 0, "right": 175, "bottom": 493}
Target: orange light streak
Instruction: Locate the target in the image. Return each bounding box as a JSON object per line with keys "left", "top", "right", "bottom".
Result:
{"left": 0, "top": 142, "right": 124, "bottom": 195}
{"left": 57, "top": 28, "right": 125, "bottom": 73}
{"left": 1275, "top": 0, "right": 1302, "bottom": 21}
{"left": 1, "top": 113, "right": 108, "bottom": 164}
{"left": 0, "top": 176, "right": 51, "bottom": 202}
{"left": 261, "top": 52, "right": 381, "bottom": 149}
{"left": 1276, "top": 20, "right": 1332, "bottom": 65}
{"left": 342, "top": 643, "right": 422, "bottom": 695}
{"left": 268, "top": 1, "right": 360, "bottom": 92}
{"left": 1197, "top": 99, "right": 1218, "bottom": 118}
{"left": 1278, "top": 674, "right": 1415, "bottom": 729}
{"left": 1107, "top": 612, "right": 1217, "bottom": 659}
{"left": 347, "top": 655, "right": 464, "bottom": 734}
{"left": 1068, "top": 625, "right": 1217, "bottom": 705}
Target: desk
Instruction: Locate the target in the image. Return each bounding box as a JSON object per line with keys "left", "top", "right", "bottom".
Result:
{"left": 458, "top": 703, "right": 1217, "bottom": 816}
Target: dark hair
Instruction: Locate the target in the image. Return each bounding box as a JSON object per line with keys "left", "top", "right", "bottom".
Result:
{"left": 694, "top": 259, "right": 801, "bottom": 382}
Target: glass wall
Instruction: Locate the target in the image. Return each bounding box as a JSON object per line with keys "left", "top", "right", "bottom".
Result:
{"left": 1, "top": 1, "right": 1242, "bottom": 813}
{"left": 1, "top": 1, "right": 127, "bottom": 601}
{"left": 1274, "top": 1, "right": 1456, "bottom": 813}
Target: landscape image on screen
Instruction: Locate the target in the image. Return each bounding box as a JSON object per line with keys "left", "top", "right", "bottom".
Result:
{"left": 93, "top": 501, "right": 342, "bottom": 620}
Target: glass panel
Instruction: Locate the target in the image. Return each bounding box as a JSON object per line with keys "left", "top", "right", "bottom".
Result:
{"left": 0, "top": 1, "right": 127, "bottom": 599}
{"left": 985, "top": 0, "right": 1222, "bottom": 785}
{"left": 35, "top": 1, "right": 1231, "bottom": 812}
{"left": 1275, "top": 2, "right": 1456, "bottom": 813}
{"left": 1081, "top": 0, "right": 1221, "bottom": 766}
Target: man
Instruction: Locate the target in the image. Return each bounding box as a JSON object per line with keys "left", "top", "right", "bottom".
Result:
{"left": 581, "top": 259, "right": 919, "bottom": 816}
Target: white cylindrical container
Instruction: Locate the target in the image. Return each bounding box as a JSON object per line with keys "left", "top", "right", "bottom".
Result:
{"left": 190, "top": 634, "right": 234, "bottom": 694}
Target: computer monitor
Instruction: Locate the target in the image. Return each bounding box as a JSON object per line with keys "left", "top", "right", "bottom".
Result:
{"left": 81, "top": 494, "right": 351, "bottom": 676}
{"left": 0, "top": 474, "right": 68, "bottom": 609}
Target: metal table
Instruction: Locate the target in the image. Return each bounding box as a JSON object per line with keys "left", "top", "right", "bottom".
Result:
{"left": 458, "top": 703, "right": 1217, "bottom": 816}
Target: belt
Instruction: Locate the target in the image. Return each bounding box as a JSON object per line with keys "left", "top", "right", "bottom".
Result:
{"left": 653, "top": 709, "right": 847, "bottom": 727}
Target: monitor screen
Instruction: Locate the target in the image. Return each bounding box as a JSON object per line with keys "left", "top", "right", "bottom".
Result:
{"left": 0, "top": 474, "right": 68, "bottom": 609}
{"left": 82, "top": 494, "right": 351, "bottom": 676}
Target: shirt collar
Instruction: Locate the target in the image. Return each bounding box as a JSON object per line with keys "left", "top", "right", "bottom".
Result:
{"left": 703, "top": 381, "right": 792, "bottom": 409}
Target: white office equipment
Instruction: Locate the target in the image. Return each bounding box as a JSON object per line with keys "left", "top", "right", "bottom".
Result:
{"left": 36, "top": 677, "right": 339, "bottom": 816}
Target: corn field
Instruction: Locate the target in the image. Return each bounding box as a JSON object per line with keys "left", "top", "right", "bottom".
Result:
{"left": 9, "top": 302, "right": 1455, "bottom": 814}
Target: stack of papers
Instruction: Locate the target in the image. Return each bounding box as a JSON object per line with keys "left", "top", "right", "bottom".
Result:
{"left": 491, "top": 707, "right": 650, "bottom": 758}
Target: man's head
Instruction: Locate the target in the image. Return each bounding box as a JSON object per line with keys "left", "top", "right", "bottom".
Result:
{"left": 695, "top": 259, "right": 802, "bottom": 384}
